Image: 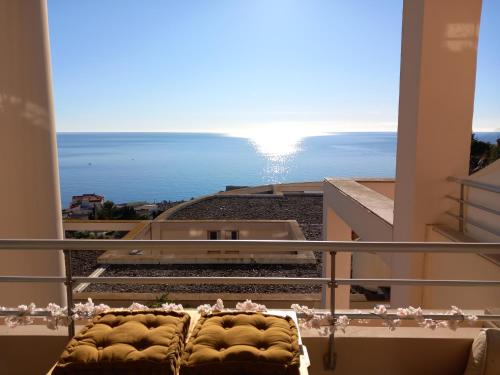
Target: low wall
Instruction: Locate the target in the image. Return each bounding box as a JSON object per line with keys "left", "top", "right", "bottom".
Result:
{"left": 63, "top": 220, "right": 143, "bottom": 232}
{"left": 303, "top": 328, "right": 474, "bottom": 375}
{"left": 0, "top": 324, "right": 478, "bottom": 375}
{"left": 98, "top": 220, "right": 315, "bottom": 264}
{"left": 152, "top": 220, "right": 297, "bottom": 240}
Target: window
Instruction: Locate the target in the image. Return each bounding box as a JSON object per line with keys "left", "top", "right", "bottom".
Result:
{"left": 227, "top": 230, "right": 239, "bottom": 240}
{"left": 224, "top": 230, "right": 240, "bottom": 240}
{"left": 208, "top": 231, "right": 220, "bottom": 240}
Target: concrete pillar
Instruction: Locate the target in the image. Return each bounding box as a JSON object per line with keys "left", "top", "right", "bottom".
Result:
{"left": 322, "top": 206, "right": 351, "bottom": 309}
{"left": 393, "top": 0, "right": 482, "bottom": 306}
{"left": 0, "top": 0, "right": 65, "bottom": 305}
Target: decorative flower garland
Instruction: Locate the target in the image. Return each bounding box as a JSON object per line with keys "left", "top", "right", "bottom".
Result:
{"left": 291, "top": 304, "right": 479, "bottom": 334}
{"left": 196, "top": 298, "right": 267, "bottom": 316}
{"left": 0, "top": 300, "right": 478, "bottom": 333}
{"left": 0, "top": 299, "right": 184, "bottom": 329}
{"left": 0, "top": 298, "right": 266, "bottom": 330}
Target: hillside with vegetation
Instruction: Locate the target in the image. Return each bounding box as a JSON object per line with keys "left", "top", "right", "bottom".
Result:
{"left": 470, "top": 133, "right": 500, "bottom": 174}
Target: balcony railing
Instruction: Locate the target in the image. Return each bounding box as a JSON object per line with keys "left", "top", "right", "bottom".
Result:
{"left": 446, "top": 176, "right": 500, "bottom": 236}
{"left": 1, "top": 239, "right": 500, "bottom": 370}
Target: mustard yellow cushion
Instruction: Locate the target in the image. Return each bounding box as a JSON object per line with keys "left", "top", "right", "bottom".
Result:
{"left": 180, "top": 312, "right": 300, "bottom": 375}
{"left": 53, "top": 310, "right": 190, "bottom": 375}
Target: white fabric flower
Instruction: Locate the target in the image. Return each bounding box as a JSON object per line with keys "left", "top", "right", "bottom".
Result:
{"left": 128, "top": 302, "right": 149, "bottom": 311}
{"left": 235, "top": 299, "right": 267, "bottom": 312}
{"left": 373, "top": 305, "right": 387, "bottom": 315}
{"left": 160, "top": 303, "right": 184, "bottom": 312}
{"left": 73, "top": 298, "right": 110, "bottom": 320}
{"left": 335, "top": 315, "right": 350, "bottom": 333}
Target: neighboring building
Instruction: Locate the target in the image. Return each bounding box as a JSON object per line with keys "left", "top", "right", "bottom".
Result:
{"left": 130, "top": 203, "right": 159, "bottom": 218}
{"left": 70, "top": 193, "right": 104, "bottom": 210}
{"left": 68, "top": 193, "right": 104, "bottom": 219}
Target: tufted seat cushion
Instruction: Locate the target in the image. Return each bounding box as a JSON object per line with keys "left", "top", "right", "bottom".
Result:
{"left": 52, "top": 310, "right": 190, "bottom": 375}
{"left": 180, "top": 312, "right": 300, "bottom": 375}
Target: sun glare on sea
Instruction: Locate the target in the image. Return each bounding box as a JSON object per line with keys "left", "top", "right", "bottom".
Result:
{"left": 247, "top": 131, "right": 303, "bottom": 159}
{"left": 226, "top": 126, "right": 327, "bottom": 159}
{"left": 225, "top": 125, "right": 328, "bottom": 182}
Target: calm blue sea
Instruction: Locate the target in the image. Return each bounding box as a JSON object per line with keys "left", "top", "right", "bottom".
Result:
{"left": 57, "top": 132, "right": 499, "bottom": 207}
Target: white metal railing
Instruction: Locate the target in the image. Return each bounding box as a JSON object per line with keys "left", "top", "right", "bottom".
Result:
{"left": 446, "top": 176, "right": 500, "bottom": 236}
{"left": 0, "top": 239, "right": 499, "bottom": 370}
{"left": 447, "top": 176, "right": 500, "bottom": 194}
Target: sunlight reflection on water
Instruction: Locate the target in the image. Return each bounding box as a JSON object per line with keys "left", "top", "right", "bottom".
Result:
{"left": 262, "top": 155, "right": 293, "bottom": 183}
{"left": 246, "top": 133, "right": 304, "bottom": 182}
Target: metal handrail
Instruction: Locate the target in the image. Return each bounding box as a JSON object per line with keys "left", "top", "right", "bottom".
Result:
{"left": 0, "top": 239, "right": 500, "bottom": 253}
{"left": 0, "top": 239, "right": 499, "bottom": 371}
{"left": 445, "top": 195, "right": 500, "bottom": 217}
{"left": 1, "top": 275, "right": 500, "bottom": 287}
{"left": 445, "top": 212, "right": 500, "bottom": 237}
{"left": 446, "top": 176, "right": 500, "bottom": 235}
{"left": 447, "top": 176, "right": 500, "bottom": 194}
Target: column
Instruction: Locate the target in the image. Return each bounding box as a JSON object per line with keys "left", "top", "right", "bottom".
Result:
{"left": 392, "top": 0, "right": 482, "bottom": 306}
{"left": 0, "top": 0, "right": 65, "bottom": 305}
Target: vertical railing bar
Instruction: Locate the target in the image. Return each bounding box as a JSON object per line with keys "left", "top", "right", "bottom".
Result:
{"left": 63, "top": 249, "right": 75, "bottom": 339}
{"left": 321, "top": 249, "right": 328, "bottom": 308}
{"left": 459, "top": 183, "right": 465, "bottom": 233}
{"left": 325, "top": 250, "right": 337, "bottom": 370}
{"left": 330, "top": 251, "right": 336, "bottom": 318}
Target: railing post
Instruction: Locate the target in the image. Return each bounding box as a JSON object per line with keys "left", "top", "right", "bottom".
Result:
{"left": 63, "top": 250, "right": 75, "bottom": 339}
{"left": 459, "top": 183, "right": 465, "bottom": 233}
{"left": 324, "top": 251, "right": 337, "bottom": 371}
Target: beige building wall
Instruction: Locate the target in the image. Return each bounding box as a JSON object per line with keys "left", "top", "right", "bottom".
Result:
{"left": 0, "top": 0, "right": 65, "bottom": 305}
{"left": 423, "top": 226, "right": 500, "bottom": 309}
{"left": 351, "top": 253, "right": 392, "bottom": 280}
{"left": 357, "top": 179, "right": 395, "bottom": 200}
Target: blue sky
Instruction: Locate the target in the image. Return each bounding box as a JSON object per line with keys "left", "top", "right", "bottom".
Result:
{"left": 47, "top": 0, "right": 499, "bottom": 133}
